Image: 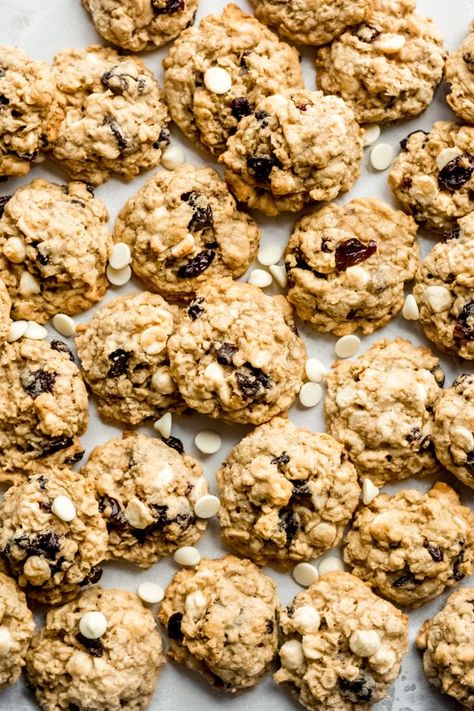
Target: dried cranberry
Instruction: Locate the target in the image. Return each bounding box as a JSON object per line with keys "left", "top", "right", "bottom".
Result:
{"left": 23, "top": 531, "right": 61, "bottom": 560}
{"left": 161, "top": 435, "right": 184, "bottom": 454}
{"left": 76, "top": 632, "right": 104, "bottom": 657}
{"left": 406, "top": 427, "right": 421, "bottom": 443}
{"left": 80, "top": 566, "right": 103, "bottom": 586}
{"left": 65, "top": 450, "right": 85, "bottom": 465}
{"left": 0, "top": 95, "right": 9, "bottom": 106}
{"left": 214, "top": 342, "right": 238, "bottom": 366}
{"left": 400, "top": 129, "right": 429, "bottom": 151}
{"left": 51, "top": 340, "right": 75, "bottom": 362}
{"left": 235, "top": 364, "right": 271, "bottom": 399}
{"left": 181, "top": 191, "right": 214, "bottom": 232}
{"left": 438, "top": 154, "right": 474, "bottom": 192}
{"left": 151, "top": 0, "right": 184, "bottom": 14}
{"left": 443, "top": 224, "right": 461, "bottom": 241}
{"left": 103, "top": 115, "right": 127, "bottom": 152}
{"left": 466, "top": 451, "right": 474, "bottom": 474}
{"left": 339, "top": 674, "right": 375, "bottom": 703}
{"left": 454, "top": 300, "right": 474, "bottom": 340}
{"left": 266, "top": 618, "right": 274, "bottom": 634}
{"left": 239, "top": 52, "right": 250, "bottom": 73}
{"left": 39, "top": 436, "right": 74, "bottom": 458}
{"left": 278, "top": 507, "right": 299, "bottom": 545}
{"left": 177, "top": 249, "right": 215, "bottom": 278}
{"left": 255, "top": 110, "right": 269, "bottom": 124}
{"left": 231, "top": 97, "right": 252, "bottom": 121}
{"left": 392, "top": 570, "right": 417, "bottom": 588}
{"left": 463, "top": 51, "right": 474, "bottom": 67}
{"left": 153, "top": 128, "right": 170, "bottom": 150}
{"left": 423, "top": 539, "right": 444, "bottom": 562}
{"left": 247, "top": 155, "right": 280, "bottom": 182}
{"left": 291, "top": 480, "right": 311, "bottom": 497}
{"left": 167, "top": 612, "right": 184, "bottom": 640}
{"left": 400, "top": 175, "right": 413, "bottom": 190}
{"left": 271, "top": 452, "right": 290, "bottom": 467}
{"left": 335, "top": 238, "right": 377, "bottom": 271}
{"left": 188, "top": 297, "right": 204, "bottom": 320}
{"left": 0, "top": 194, "right": 11, "bottom": 216}
{"left": 452, "top": 542, "right": 466, "bottom": 581}
{"left": 99, "top": 496, "right": 127, "bottom": 528}
{"left": 107, "top": 349, "right": 132, "bottom": 378}
{"left": 101, "top": 69, "right": 130, "bottom": 95}
{"left": 21, "top": 369, "right": 56, "bottom": 399}
{"left": 353, "top": 24, "right": 380, "bottom": 43}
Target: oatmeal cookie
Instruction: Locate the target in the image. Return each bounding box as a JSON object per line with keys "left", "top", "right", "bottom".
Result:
{"left": 0, "top": 468, "right": 108, "bottom": 605}
{"left": 0, "top": 180, "right": 112, "bottom": 323}
{"left": 83, "top": 0, "right": 198, "bottom": 52}
{"left": 0, "top": 277, "right": 11, "bottom": 345}
{"left": 114, "top": 165, "right": 260, "bottom": 302}
{"left": 413, "top": 212, "right": 474, "bottom": 359}
{"left": 389, "top": 122, "right": 474, "bottom": 233}
{"left": 324, "top": 338, "right": 444, "bottom": 487}
{"left": 315, "top": 0, "right": 445, "bottom": 125}
{"left": 50, "top": 45, "right": 170, "bottom": 185}
{"left": 0, "top": 572, "right": 34, "bottom": 690}
{"left": 0, "top": 46, "right": 62, "bottom": 178}
{"left": 26, "top": 587, "right": 165, "bottom": 711}
{"left": 168, "top": 278, "right": 306, "bottom": 424}
{"left": 446, "top": 21, "right": 474, "bottom": 124}
{"left": 158, "top": 555, "right": 279, "bottom": 692}
{"left": 0, "top": 339, "right": 88, "bottom": 482}
{"left": 163, "top": 4, "right": 303, "bottom": 156}
{"left": 274, "top": 572, "right": 408, "bottom": 711}
{"left": 220, "top": 90, "right": 363, "bottom": 216}
{"left": 76, "top": 292, "right": 181, "bottom": 425}
{"left": 217, "top": 417, "right": 360, "bottom": 567}
{"left": 82, "top": 432, "right": 207, "bottom": 568}
{"left": 285, "top": 198, "right": 419, "bottom": 335}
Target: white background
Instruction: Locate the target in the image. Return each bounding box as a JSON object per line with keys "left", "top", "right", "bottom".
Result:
{"left": 1, "top": 0, "right": 474, "bottom": 709}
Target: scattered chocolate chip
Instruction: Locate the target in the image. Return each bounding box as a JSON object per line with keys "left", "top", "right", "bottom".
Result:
{"left": 0, "top": 194, "right": 11, "bottom": 216}
{"left": 51, "top": 340, "right": 75, "bottom": 362}
{"left": 339, "top": 674, "right": 375, "bottom": 703}
{"left": 335, "top": 238, "right": 377, "bottom": 271}
{"left": 80, "top": 566, "right": 103, "bottom": 586}
{"left": 188, "top": 297, "right": 204, "bottom": 320}
{"left": 400, "top": 175, "right": 413, "bottom": 190}
{"left": 271, "top": 452, "right": 290, "bottom": 467}
{"left": 438, "top": 154, "right": 474, "bottom": 192}
{"left": 231, "top": 97, "right": 252, "bottom": 121}
{"left": 39, "top": 436, "right": 74, "bottom": 458}
{"left": 214, "top": 342, "right": 238, "bottom": 366}
{"left": 235, "top": 364, "right": 271, "bottom": 400}
{"left": 454, "top": 300, "right": 474, "bottom": 341}
{"left": 278, "top": 507, "right": 299, "bottom": 545}
{"left": 423, "top": 539, "right": 444, "bottom": 562}
{"left": 107, "top": 349, "right": 132, "bottom": 378}
{"left": 400, "top": 130, "right": 429, "bottom": 151}
{"left": 161, "top": 435, "right": 184, "bottom": 454}
{"left": 353, "top": 24, "right": 381, "bottom": 43}
{"left": 76, "top": 632, "right": 104, "bottom": 657}
{"left": 21, "top": 369, "right": 56, "bottom": 399}
{"left": 103, "top": 114, "right": 128, "bottom": 152}
{"left": 151, "top": 0, "right": 184, "bottom": 14}
{"left": 177, "top": 249, "right": 216, "bottom": 278}
{"left": 247, "top": 155, "right": 280, "bottom": 182}
{"left": 181, "top": 191, "right": 214, "bottom": 232}
{"left": 35, "top": 248, "right": 49, "bottom": 265}
{"left": 167, "top": 612, "right": 184, "bottom": 640}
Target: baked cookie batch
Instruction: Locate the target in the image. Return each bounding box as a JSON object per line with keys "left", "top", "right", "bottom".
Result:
{"left": 0, "top": 1, "right": 474, "bottom": 710}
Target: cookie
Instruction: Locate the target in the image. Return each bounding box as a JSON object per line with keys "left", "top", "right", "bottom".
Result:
{"left": 75, "top": 292, "right": 182, "bottom": 425}
{"left": 285, "top": 198, "right": 419, "bottom": 335}
{"left": 433, "top": 374, "right": 474, "bottom": 490}
{"left": 26, "top": 587, "right": 165, "bottom": 711}
{"left": 250, "top": 0, "right": 371, "bottom": 46}
{"left": 114, "top": 164, "right": 260, "bottom": 302}
{"left": 81, "top": 432, "right": 207, "bottom": 568}
{"left": 344, "top": 483, "right": 474, "bottom": 608}
{"left": 446, "top": 21, "right": 474, "bottom": 124}
{"left": 315, "top": 0, "right": 445, "bottom": 125}
{"left": 0, "top": 277, "right": 11, "bottom": 345}
{"left": 0, "top": 468, "right": 108, "bottom": 605}
{"left": 0, "top": 572, "right": 34, "bottom": 691}
{"left": 167, "top": 278, "right": 306, "bottom": 424}
{"left": 413, "top": 212, "right": 474, "bottom": 359}
{"left": 0, "top": 46, "right": 62, "bottom": 178}
{"left": 389, "top": 122, "right": 474, "bottom": 234}
{"left": 83, "top": 0, "right": 198, "bottom": 51}
{"left": 50, "top": 46, "right": 170, "bottom": 185}
{"left": 0, "top": 179, "right": 112, "bottom": 323}
{"left": 220, "top": 90, "right": 363, "bottom": 216}
{"left": 163, "top": 4, "right": 303, "bottom": 156}
{"left": 324, "top": 338, "right": 444, "bottom": 487}
{"left": 217, "top": 417, "right": 360, "bottom": 567}
{"left": 417, "top": 587, "right": 474, "bottom": 709}
{"left": 0, "top": 339, "right": 88, "bottom": 482}
{"left": 158, "top": 555, "right": 279, "bottom": 692}
{"left": 274, "top": 572, "right": 408, "bottom": 711}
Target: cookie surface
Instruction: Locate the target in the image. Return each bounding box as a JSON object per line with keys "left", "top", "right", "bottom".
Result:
{"left": 114, "top": 164, "right": 260, "bottom": 302}
{"left": 446, "top": 21, "right": 474, "bottom": 124}
{"left": 217, "top": 417, "right": 360, "bottom": 567}
{"left": 0, "top": 277, "right": 11, "bottom": 345}
{"left": 0, "top": 572, "right": 34, "bottom": 690}
{"left": 389, "top": 122, "right": 474, "bottom": 234}
{"left": 285, "top": 198, "right": 419, "bottom": 335}
{"left": 158, "top": 555, "right": 279, "bottom": 692}
{"left": 315, "top": 0, "right": 445, "bottom": 124}
{"left": 168, "top": 278, "right": 306, "bottom": 424}
{"left": 0, "top": 180, "right": 112, "bottom": 323}
{"left": 50, "top": 45, "right": 170, "bottom": 185}
{"left": 26, "top": 587, "right": 165, "bottom": 711}
{"left": 83, "top": 0, "right": 198, "bottom": 51}
{"left": 163, "top": 3, "right": 303, "bottom": 156}
{"left": 324, "top": 338, "right": 444, "bottom": 487}
{"left": 220, "top": 90, "right": 363, "bottom": 216}
{"left": 0, "top": 339, "right": 88, "bottom": 481}
{"left": 82, "top": 432, "right": 207, "bottom": 568}
{"left": 274, "top": 572, "right": 408, "bottom": 711}
{"left": 0, "top": 468, "right": 108, "bottom": 605}
{"left": 76, "top": 292, "right": 182, "bottom": 425}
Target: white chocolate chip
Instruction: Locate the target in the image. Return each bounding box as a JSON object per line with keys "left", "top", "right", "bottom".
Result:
{"left": 204, "top": 66, "right": 232, "bottom": 94}
{"left": 335, "top": 385, "right": 358, "bottom": 408}
{"left": 248, "top": 268, "right": 273, "bottom": 288}
{"left": 51, "top": 495, "right": 76, "bottom": 522}
{"left": 161, "top": 144, "right": 186, "bottom": 170}
{"left": 279, "top": 640, "right": 304, "bottom": 670}
{"left": 19, "top": 271, "right": 41, "bottom": 296}
{"left": 362, "top": 478, "right": 380, "bottom": 505}
{"left": 125, "top": 498, "right": 154, "bottom": 529}
{"left": 138, "top": 582, "right": 164, "bottom": 604}
{"left": 170, "top": 233, "right": 195, "bottom": 257}
{"left": 370, "top": 143, "right": 394, "bottom": 171}
{"left": 203, "top": 362, "right": 225, "bottom": 386}
{"left": 301, "top": 634, "right": 324, "bottom": 660}
{"left": 370, "top": 646, "right": 396, "bottom": 672}
{"left": 436, "top": 147, "right": 463, "bottom": 171}
{"left": 192, "top": 477, "right": 208, "bottom": 500}
{"left": 305, "top": 358, "right": 328, "bottom": 383}
{"left": 269, "top": 264, "right": 287, "bottom": 288}
{"left": 402, "top": 294, "right": 420, "bottom": 320}
{"left": 349, "top": 629, "right": 381, "bottom": 657}
{"left": 425, "top": 285, "right": 452, "bottom": 312}
{"left": 7, "top": 320, "right": 27, "bottom": 342}
{"left": 299, "top": 382, "right": 322, "bottom": 408}
{"left": 292, "top": 562, "right": 319, "bottom": 587}
{"left": 258, "top": 243, "right": 283, "bottom": 266}
{"left": 363, "top": 124, "right": 381, "bottom": 147}
{"left": 185, "top": 591, "right": 208, "bottom": 618}
{"left": 194, "top": 494, "right": 221, "bottom": 518}
{"left": 173, "top": 546, "right": 201, "bottom": 567}
{"left": 293, "top": 605, "right": 321, "bottom": 634}
{"left": 106, "top": 264, "right": 131, "bottom": 286}
{"left": 151, "top": 370, "right": 176, "bottom": 394}
{"left": 0, "top": 627, "right": 12, "bottom": 655}
{"left": 335, "top": 334, "right": 360, "bottom": 358}
{"left": 152, "top": 464, "right": 174, "bottom": 488}
{"left": 79, "top": 611, "right": 107, "bottom": 640}
{"left": 451, "top": 426, "right": 474, "bottom": 451}
{"left": 154, "top": 412, "right": 172, "bottom": 439}
{"left": 318, "top": 556, "right": 344, "bottom": 575}
{"left": 24, "top": 321, "right": 47, "bottom": 340}
{"left": 251, "top": 350, "right": 271, "bottom": 369}
{"left": 109, "top": 242, "right": 131, "bottom": 270}
{"left": 52, "top": 313, "right": 76, "bottom": 337}
{"left": 140, "top": 326, "right": 167, "bottom": 355}
{"left": 345, "top": 265, "right": 371, "bottom": 288}
{"left": 375, "top": 33, "right": 406, "bottom": 53}
{"left": 195, "top": 430, "right": 222, "bottom": 454}
{"left": 3, "top": 236, "right": 26, "bottom": 263}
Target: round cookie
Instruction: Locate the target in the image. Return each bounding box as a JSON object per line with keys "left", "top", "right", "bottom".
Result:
{"left": 0, "top": 338, "right": 88, "bottom": 482}
{"left": 26, "top": 587, "right": 165, "bottom": 711}
{"left": 163, "top": 4, "right": 304, "bottom": 156}
{"left": 0, "top": 468, "right": 108, "bottom": 605}
{"left": 250, "top": 0, "right": 371, "bottom": 47}
{"left": 114, "top": 164, "right": 260, "bottom": 302}
{"left": 416, "top": 587, "right": 474, "bottom": 709}
{"left": 433, "top": 374, "right": 474, "bottom": 490}
{"left": 0, "top": 46, "right": 62, "bottom": 178}
{"left": 274, "top": 572, "right": 408, "bottom": 711}
{"left": 389, "top": 122, "right": 474, "bottom": 234}
{"left": 83, "top": 0, "right": 198, "bottom": 51}
{"left": 0, "top": 179, "right": 112, "bottom": 323}
{"left": 50, "top": 45, "right": 170, "bottom": 185}
{"left": 76, "top": 292, "right": 181, "bottom": 425}
{"left": 413, "top": 213, "right": 474, "bottom": 360}
{"left": 81, "top": 432, "right": 207, "bottom": 568}
{"left": 324, "top": 337, "right": 444, "bottom": 487}
{"left": 315, "top": 0, "right": 445, "bottom": 125}
{"left": 0, "top": 572, "right": 34, "bottom": 691}
{"left": 446, "top": 21, "right": 474, "bottom": 124}
{"left": 285, "top": 198, "right": 419, "bottom": 336}
{"left": 0, "top": 277, "right": 11, "bottom": 345}
{"left": 344, "top": 482, "right": 474, "bottom": 608}
{"left": 158, "top": 555, "right": 279, "bottom": 692}
{"left": 220, "top": 90, "right": 363, "bottom": 216}
{"left": 217, "top": 417, "right": 360, "bottom": 567}
{"left": 167, "top": 278, "right": 306, "bottom": 425}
